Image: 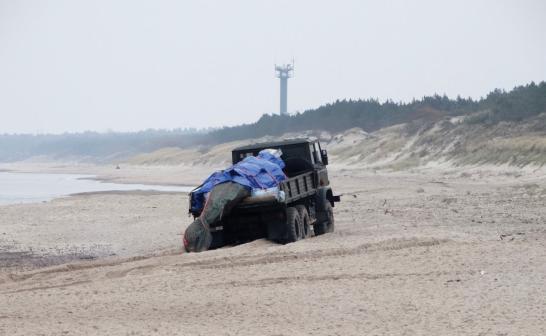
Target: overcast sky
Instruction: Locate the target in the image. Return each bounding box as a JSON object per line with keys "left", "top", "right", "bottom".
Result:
{"left": 1, "top": 0, "right": 545, "bottom": 134}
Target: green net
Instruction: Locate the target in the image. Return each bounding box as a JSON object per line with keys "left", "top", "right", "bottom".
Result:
{"left": 184, "top": 182, "right": 250, "bottom": 252}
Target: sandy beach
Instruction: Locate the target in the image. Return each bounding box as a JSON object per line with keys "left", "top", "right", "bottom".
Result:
{"left": 2, "top": 1, "right": 545, "bottom": 333}
{"left": 1, "top": 164, "right": 545, "bottom": 335}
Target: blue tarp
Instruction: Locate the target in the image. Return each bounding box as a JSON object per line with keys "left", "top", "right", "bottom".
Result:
{"left": 190, "top": 150, "right": 287, "bottom": 212}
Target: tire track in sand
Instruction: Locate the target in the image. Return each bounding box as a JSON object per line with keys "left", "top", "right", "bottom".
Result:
{"left": 188, "top": 237, "right": 448, "bottom": 271}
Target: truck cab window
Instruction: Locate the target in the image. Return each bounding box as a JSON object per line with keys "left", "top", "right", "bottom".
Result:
{"left": 313, "top": 143, "right": 322, "bottom": 164}
{"left": 309, "top": 144, "right": 316, "bottom": 164}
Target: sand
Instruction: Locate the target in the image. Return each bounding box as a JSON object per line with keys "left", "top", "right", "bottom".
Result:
{"left": 0, "top": 191, "right": 188, "bottom": 272}
{"left": 1, "top": 164, "right": 545, "bottom": 335}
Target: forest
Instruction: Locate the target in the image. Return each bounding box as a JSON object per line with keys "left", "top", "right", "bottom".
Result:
{"left": 1, "top": 81, "right": 545, "bottom": 162}
{"left": 208, "top": 81, "right": 546, "bottom": 143}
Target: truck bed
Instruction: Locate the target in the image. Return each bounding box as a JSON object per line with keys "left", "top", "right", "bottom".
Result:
{"left": 280, "top": 171, "right": 317, "bottom": 203}
{"left": 238, "top": 171, "right": 317, "bottom": 207}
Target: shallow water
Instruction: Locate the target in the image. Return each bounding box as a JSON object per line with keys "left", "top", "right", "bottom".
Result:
{"left": 0, "top": 172, "right": 194, "bottom": 205}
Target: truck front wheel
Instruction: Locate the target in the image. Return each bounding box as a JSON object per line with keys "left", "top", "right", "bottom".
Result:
{"left": 314, "top": 202, "right": 334, "bottom": 236}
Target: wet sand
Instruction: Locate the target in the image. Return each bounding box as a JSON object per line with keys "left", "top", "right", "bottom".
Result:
{"left": 0, "top": 165, "right": 545, "bottom": 335}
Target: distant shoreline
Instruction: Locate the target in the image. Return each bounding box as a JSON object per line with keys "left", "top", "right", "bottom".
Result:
{"left": 0, "top": 171, "right": 195, "bottom": 206}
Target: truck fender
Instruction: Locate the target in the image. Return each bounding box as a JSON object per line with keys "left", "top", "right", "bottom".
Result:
{"left": 315, "top": 187, "right": 341, "bottom": 211}
{"left": 315, "top": 187, "right": 331, "bottom": 211}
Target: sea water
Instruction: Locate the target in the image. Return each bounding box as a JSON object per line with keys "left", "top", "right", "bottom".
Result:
{"left": 0, "top": 172, "right": 194, "bottom": 205}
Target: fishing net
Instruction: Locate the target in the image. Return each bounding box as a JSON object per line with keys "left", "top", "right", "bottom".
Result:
{"left": 184, "top": 182, "right": 250, "bottom": 252}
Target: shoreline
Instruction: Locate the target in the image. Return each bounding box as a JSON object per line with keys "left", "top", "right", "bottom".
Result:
{"left": 0, "top": 171, "right": 195, "bottom": 208}
{"left": 0, "top": 161, "right": 209, "bottom": 187}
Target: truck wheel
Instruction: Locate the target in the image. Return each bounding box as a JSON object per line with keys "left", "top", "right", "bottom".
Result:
{"left": 284, "top": 207, "right": 302, "bottom": 243}
{"left": 314, "top": 202, "right": 334, "bottom": 236}
{"left": 324, "top": 202, "right": 335, "bottom": 233}
{"left": 295, "top": 205, "right": 310, "bottom": 239}
{"left": 313, "top": 221, "right": 326, "bottom": 236}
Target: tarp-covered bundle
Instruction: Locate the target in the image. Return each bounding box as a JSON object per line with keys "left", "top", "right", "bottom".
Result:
{"left": 190, "top": 149, "right": 286, "bottom": 213}
{"left": 184, "top": 149, "right": 287, "bottom": 252}
{"left": 184, "top": 182, "right": 250, "bottom": 252}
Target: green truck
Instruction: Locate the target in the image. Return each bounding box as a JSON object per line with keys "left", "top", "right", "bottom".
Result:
{"left": 188, "top": 138, "right": 340, "bottom": 250}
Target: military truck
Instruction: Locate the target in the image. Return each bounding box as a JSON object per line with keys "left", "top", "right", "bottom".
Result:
{"left": 188, "top": 138, "right": 340, "bottom": 248}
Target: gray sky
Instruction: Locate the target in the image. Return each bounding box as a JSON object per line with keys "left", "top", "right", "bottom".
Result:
{"left": 1, "top": 0, "right": 545, "bottom": 134}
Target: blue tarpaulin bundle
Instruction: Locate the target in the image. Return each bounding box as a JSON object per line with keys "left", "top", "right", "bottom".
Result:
{"left": 190, "top": 150, "right": 287, "bottom": 213}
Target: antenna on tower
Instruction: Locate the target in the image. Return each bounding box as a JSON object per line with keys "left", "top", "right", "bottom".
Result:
{"left": 274, "top": 62, "right": 294, "bottom": 115}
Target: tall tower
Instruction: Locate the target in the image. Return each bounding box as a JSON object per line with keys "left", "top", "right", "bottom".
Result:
{"left": 275, "top": 63, "right": 294, "bottom": 115}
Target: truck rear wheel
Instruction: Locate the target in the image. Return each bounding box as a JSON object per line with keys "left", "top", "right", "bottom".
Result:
{"left": 295, "top": 205, "right": 310, "bottom": 239}
{"left": 314, "top": 202, "right": 334, "bottom": 236}
{"left": 284, "top": 207, "right": 302, "bottom": 243}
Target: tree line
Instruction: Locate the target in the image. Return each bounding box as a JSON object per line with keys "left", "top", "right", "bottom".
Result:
{"left": 1, "top": 81, "right": 544, "bottom": 162}
{"left": 207, "top": 81, "right": 546, "bottom": 144}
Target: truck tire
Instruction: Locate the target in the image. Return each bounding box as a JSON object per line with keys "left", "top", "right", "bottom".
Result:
{"left": 314, "top": 202, "right": 334, "bottom": 236}
{"left": 284, "top": 207, "right": 302, "bottom": 243}
{"left": 295, "top": 205, "right": 310, "bottom": 239}
{"left": 324, "top": 202, "right": 335, "bottom": 233}
{"left": 314, "top": 187, "right": 332, "bottom": 213}
{"left": 183, "top": 218, "right": 212, "bottom": 252}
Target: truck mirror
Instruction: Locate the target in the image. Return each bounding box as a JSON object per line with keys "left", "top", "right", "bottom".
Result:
{"left": 321, "top": 149, "right": 329, "bottom": 165}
